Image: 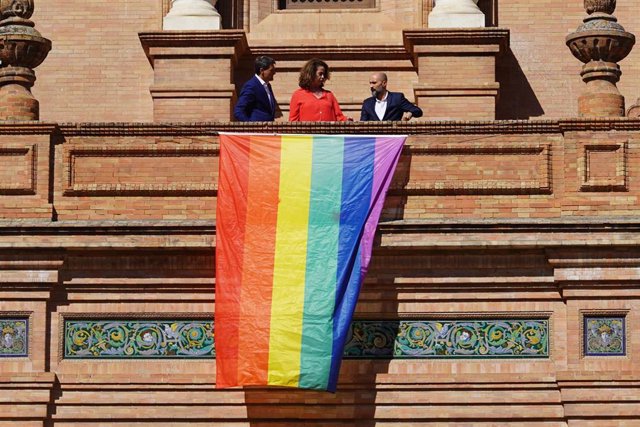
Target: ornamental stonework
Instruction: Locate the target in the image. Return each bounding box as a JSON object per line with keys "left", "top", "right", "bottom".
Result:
{"left": 0, "top": 318, "right": 28, "bottom": 357}
{"left": 343, "top": 320, "right": 549, "bottom": 358}
{"left": 583, "top": 316, "right": 625, "bottom": 356}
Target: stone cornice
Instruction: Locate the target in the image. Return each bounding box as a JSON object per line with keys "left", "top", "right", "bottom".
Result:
{"left": 0, "top": 220, "right": 214, "bottom": 249}
{"left": 378, "top": 219, "right": 640, "bottom": 250}
{"left": 379, "top": 217, "right": 640, "bottom": 232}
{"left": 138, "top": 30, "right": 248, "bottom": 67}
{"left": 47, "top": 119, "right": 640, "bottom": 136}
{"left": 4, "top": 218, "right": 640, "bottom": 250}
{"left": 0, "top": 122, "right": 58, "bottom": 134}
{"left": 558, "top": 117, "right": 640, "bottom": 131}
{"left": 0, "top": 220, "right": 213, "bottom": 233}
{"left": 403, "top": 28, "right": 510, "bottom": 49}
{"left": 56, "top": 120, "right": 561, "bottom": 136}
{"left": 249, "top": 44, "right": 409, "bottom": 59}
{"left": 138, "top": 30, "right": 247, "bottom": 45}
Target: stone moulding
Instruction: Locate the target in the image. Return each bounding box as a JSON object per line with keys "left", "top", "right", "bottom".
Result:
{"left": 579, "top": 140, "right": 627, "bottom": 192}
{"left": 49, "top": 119, "right": 640, "bottom": 137}
{"left": 138, "top": 30, "right": 248, "bottom": 66}
{"left": 391, "top": 143, "right": 551, "bottom": 195}
{"left": 0, "top": 144, "right": 36, "bottom": 195}
{"left": 63, "top": 145, "right": 218, "bottom": 196}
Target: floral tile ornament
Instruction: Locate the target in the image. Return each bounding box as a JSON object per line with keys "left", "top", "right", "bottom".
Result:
{"left": 64, "top": 320, "right": 214, "bottom": 358}
{"left": 0, "top": 319, "right": 28, "bottom": 357}
{"left": 584, "top": 316, "right": 625, "bottom": 356}
{"left": 64, "top": 318, "right": 550, "bottom": 360}
{"left": 343, "top": 319, "right": 549, "bottom": 358}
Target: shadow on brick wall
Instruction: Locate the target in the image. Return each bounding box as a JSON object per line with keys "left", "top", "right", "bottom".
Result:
{"left": 243, "top": 367, "right": 384, "bottom": 425}
{"left": 496, "top": 48, "right": 544, "bottom": 119}
{"left": 381, "top": 150, "right": 411, "bottom": 222}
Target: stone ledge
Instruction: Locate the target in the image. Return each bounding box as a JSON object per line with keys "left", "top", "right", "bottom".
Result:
{"left": 0, "top": 122, "right": 58, "bottom": 134}
{"left": 49, "top": 119, "right": 640, "bottom": 136}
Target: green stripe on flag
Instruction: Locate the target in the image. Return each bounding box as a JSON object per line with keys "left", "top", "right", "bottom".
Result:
{"left": 299, "top": 136, "right": 344, "bottom": 389}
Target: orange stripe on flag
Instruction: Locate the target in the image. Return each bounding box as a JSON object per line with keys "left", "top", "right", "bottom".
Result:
{"left": 236, "top": 135, "right": 282, "bottom": 385}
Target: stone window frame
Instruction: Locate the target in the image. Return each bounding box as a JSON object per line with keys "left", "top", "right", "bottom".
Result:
{"left": 580, "top": 310, "right": 629, "bottom": 358}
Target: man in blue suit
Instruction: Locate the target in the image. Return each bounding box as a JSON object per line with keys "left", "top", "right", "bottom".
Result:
{"left": 234, "top": 56, "right": 279, "bottom": 121}
{"left": 360, "top": 72, "right": 423, "bottom": 121}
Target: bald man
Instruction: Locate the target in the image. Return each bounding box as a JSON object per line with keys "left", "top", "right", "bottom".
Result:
{"left": 360, "top": 72, "right": 423, "bottom": 121}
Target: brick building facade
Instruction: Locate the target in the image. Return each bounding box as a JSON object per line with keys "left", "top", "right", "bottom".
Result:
{"left": 1, "top": 0, "right": 640, "bottom": 425}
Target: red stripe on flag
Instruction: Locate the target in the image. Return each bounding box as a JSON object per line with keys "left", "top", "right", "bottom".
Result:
{"left": 215, "top": 135, "right": 251, "bottom": 387}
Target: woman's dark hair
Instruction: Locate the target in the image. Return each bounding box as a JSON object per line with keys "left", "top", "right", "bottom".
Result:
{"left": 298, "top": 58, "right": 330, "bottom": 90}
{"left": 254, "top": 56, "right": 276, "bottom": 74}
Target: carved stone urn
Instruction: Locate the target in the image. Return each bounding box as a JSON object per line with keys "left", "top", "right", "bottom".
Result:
{"left": 566, "top": 0, "right": 635, "bottom": 116}
{"left": 0, "top": 0, "right": 51, "bottom": 120}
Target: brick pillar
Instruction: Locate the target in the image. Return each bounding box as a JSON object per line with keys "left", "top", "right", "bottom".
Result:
{"left": 565, "top": 0, "right": 635, "bottom": 117}
{"left": 403, "top": 29, "right": 508, "bottom": 120}
{"left": 139, "top": 30, "right": 247, "bottom": 122}
{"left": 0, "top": 1, "right": 51, "bottom": 121}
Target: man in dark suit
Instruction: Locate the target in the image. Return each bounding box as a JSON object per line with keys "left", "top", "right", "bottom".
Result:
{"left": 360, "top": 72, "right": 423, "bottom": 121}
{"left": 234, "top": 56, "right": 279, "bottom": 121}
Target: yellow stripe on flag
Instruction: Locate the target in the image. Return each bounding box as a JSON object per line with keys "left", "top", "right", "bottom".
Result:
{"left": 268, "top": 135, "right": 313, "bottom": 386}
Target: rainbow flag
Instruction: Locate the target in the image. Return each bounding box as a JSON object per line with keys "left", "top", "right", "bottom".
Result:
{"left": 215, "top": 134, "right": 405, "bottom": 392}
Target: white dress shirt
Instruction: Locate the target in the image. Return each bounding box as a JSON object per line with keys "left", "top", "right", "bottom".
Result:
{"left": 255, "top": 75, "right": 272, "bottom": 103}
{"left": 374, "top": 92, "right": 388, "bottom": 120}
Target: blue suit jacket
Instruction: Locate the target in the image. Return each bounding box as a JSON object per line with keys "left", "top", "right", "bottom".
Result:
{"left": 360, "top": 91, "right": 423, "bottom": 121}
{"left": 234, "top": 76, "right": 277, "bottom": 122}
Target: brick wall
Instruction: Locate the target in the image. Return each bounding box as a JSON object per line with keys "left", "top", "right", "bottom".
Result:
{"left": 30, "top": 0, "right": 640, "bottom": 122}
{"left": 31, "top": 0, "right": 160, "bottom": 122}
{"left": 0, "top": 120, "right": 639, "bottom": 424}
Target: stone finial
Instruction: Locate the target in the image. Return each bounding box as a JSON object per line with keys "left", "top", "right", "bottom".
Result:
{"left": 428, "top": 0, "right": 485, "bottom": 28}
{"left": 566, "top": 0, "right": 635, "bottom": 117}
{"left": 584, "top": 0, "right": 616, "bottom": 15}
{"left": 163, "top": 0, "right": 221, "bottom": 30}
{"left": 0, "top": 0, "right": 50, "bottom": 120}
{"left": 0, "top": 0, "right": 33, "bottom": 21}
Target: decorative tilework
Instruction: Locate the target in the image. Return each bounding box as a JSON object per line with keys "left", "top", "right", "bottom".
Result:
{"left": 0, "top": 319, "right": 28, "bottom": 357}
{"left": 63, "top": 318, "right": 550, "bottom": 359}
{"left": 64, "top": 320, "right": 214, "bottom": 358}
{"left": 344, "top": 319, "right": 549, "bottom": 358}
{"left": 584, "top": 316, "right": 625, "bottom": 356}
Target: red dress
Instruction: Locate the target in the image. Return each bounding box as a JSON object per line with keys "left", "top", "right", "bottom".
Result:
{"left": 288, "top": 88, "right": 348, "bottom": 122}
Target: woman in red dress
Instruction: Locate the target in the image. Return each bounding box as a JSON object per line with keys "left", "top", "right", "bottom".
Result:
{"left": 289, "top": 59, "right": 352, "bottom": 122}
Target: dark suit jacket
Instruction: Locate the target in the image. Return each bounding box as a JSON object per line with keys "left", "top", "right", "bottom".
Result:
{"left": 234, "top": 76, "right": 277, "bottom": 121}
{"left": 360, "top": 91, "right": 423, "bottom": 121}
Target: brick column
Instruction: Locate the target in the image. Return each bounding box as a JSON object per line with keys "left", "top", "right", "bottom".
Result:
{"left": 139, "top": 31, "right": 247, "bottom": 122}
{"left": 403, "top": 29, "right": 508, "bottom": 120}
{"left": 565, "top": 0, "right": 635, "bottom": 117}
{"left": 0, "top": 0, "right": 51, "bottom": 121}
